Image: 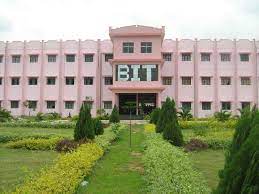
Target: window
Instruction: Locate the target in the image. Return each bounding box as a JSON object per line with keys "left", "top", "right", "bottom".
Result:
{"left": 28, "top": 77, "right": 38, "bottom": 85}
{"left": 84, "top": 54, "right": 94, "bottom": 62}
{"left": 66, "top": 54, "right": 75, "bottom": 62}
{"left": 65, "top": 101, "right": 74, "bottom": 109}
{"left": 0, "top": 55, "right": 3, "bottom": 63}
{"left": 28, "top": 101, "right": 37, "bottom": 109}
{"left": 84, "top": 77, "right": 93, "bottom": 85}
{"left": 11, "top": 77, "right": 20, "bottom": 85}
{"left": 221, "top": 102, "right": 231, "bottom": 110}
{"left": 163, "top": 53, "right": 172, "bottom": 61}
{"left": 65, "top": 77, "right": 75, "bottom": 85}
{"left": 141, "top": 42, "right": 152, "bottom": 53}
{"left": 84, "top": 101, "right": 93, "bottom": 109}
{"left": 11, "top": 101, "right": 19, "bottom": 108}
{"left": 48, "top": 55, "right": 57, "bottom": 62}
{"left": 162, "top": 77, "right": 172, "bottom": 85}
{"left": 241, "top": 77, "right": 251, "bottom": 85}
{"left": 201, "top": 77, "right": 211, "bottom": 85}
{"left": 47, "top": 101, "right": 55, "bottom": 109}
{"left": 201, "top": 53, "right": 210, "bottom": 61}
{"left": 30, "top": 55, "right": 38, "bottom": 63}
{"left": 182, "top": 53, "right": 191, "bottom": 61}
{"left": 12, "top": 55, "right": 21, "bottom": 63}
{"left": 104, "top": 77, "right": 113, "bottom": 85}
{"left": 123, "top": 42, "right": 134, "bottom": 53}
{"left": 103, "top": 101, "right": 112, "bottom": 109}
{"left": 202, "top": 102, "right": 211, "bottom": 110}
{"left": 105, "top": 54, "right": 113, "bottom": 62}
{"left": 241, "top": 102, "right": 250, "bottom": 109}
{"left": 240, "top": 53, "right": 249, "bottom": 62}
{"left": 47, "top": 77, "right": 56, "bottom": 85}
{"left": 220, "top": 53, "right": 231, "bottom": 61}
{"left": 181, "top": 102, "right": 192, "bottom": 110}
{"left": 0, "top": 77, "right": 2, "bottom": 85}
{"left": 182, "top": 77, "right": 192, "bottom": 85}
{"left": 221, "top": 77, "right": 231, "bottom": 85}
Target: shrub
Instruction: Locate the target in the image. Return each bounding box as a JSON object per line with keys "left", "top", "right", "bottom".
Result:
{"left": 93, "top": 118, "right": 104, "bottom": 135}
{"left": 143, "top": 133, "right": 210, "bottom": 194}
{"left": 144, "top": 124, "right": 156, "bottom": 133}
{"left": 184, "top": 138, "right": 208, "bottom": 152}
{"left": 74, "top": 104, "right": 95, "bottom": 141}
{"left": 0, "top": 108, "right": 12, "bottom": 122}
{"left": 55, "top": 139, "right": 78, "bottom": 152}
{"left": 178, "top": 107, "right": 193, "bottom": 121}
{"left": 5, "top": 137, "right": 62, "bottom": 150}
{"left": 149, "top": 108, "right": 160, "bottom": 124}
{"left": 214, "top": 110, "right": 231, "bottom": 122}
{"left": 111, "top": 123, "right": 120, "bottom": 137}
{"left": 109, "top": 105, "right": 120, "bottom": 123}
{"left": 14, "top": 143, "right": 103, "bottom": 194}
{"left": 70, "top": 115, "right": 79, "bottom": 122}
{"left": 143, "top": 114, "right": 150, "bottom": 121}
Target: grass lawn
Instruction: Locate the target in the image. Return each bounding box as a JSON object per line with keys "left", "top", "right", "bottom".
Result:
{"left": 0, "top": 145, "right": 58, "bottom": 193}
{"left": 189, "top": 149, "right": 225, "bottom": 190}
{"left": 77, "top": 124, "right": 146, "bottom": 194}
{"left": 0, "top": 126, "right": 73, "bottom": 139}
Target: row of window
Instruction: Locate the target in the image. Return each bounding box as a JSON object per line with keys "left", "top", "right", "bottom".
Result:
{"left": 0, "top": 77, "right": 113, "bottom": 86}
{"left": 162, "top": 76, "right": 251, "bottom": 85}
{"left": 2, "top": 100, "right": 113, "bottom": 110}
{"left": 0, "top": 54, "right": 114, "bottom": 63}
{"left": 162, "top": 53, "right": 250, "bottom": 62}
{"left": 0, "top": 76, "right": 252, "bottom": 86}
{"left": 123, "top": 42, "right": 152, "bottom": 53}
{"left": 180, "top": 101, "right": 251, "bottom": 111}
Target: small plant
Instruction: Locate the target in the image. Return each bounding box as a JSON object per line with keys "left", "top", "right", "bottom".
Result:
{"left": 93, "top": 118, "right": 104, "bottom": 135}
{"left": 109, "top": 105, "right": 120, "bottom": 123}
{"left": 55, "top": 139, "right": 78, "bottom": 152}
{"left": 184, "top": 138, "right": 208, "bottom": 152}
{"left": 111, "top": 123, "right": 120, "bottom": 136}
{"left": 0, "top": 108, "right": 12, "bottom": 122}
{"left": 178, "top": 107, "right": 193, "bottom": 121}
{"left": 214, "top": 110, "right": 231, "bottom": 122}
{"left": 150, "top": 108, "right": 160, "bottom": 124}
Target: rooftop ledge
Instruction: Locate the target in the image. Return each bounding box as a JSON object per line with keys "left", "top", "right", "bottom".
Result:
{"left": 109, "top": 58, "right": 165, "bottom": 64}
{"left": 108, "top": 85, "right": 165, "bottom": 92}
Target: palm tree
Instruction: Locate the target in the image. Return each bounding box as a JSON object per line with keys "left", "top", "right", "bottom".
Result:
{"left": 178, "top": 107, "right": 193, "bottom": 121}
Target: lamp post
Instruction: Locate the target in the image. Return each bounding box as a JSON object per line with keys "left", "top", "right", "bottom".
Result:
{"left": 123, "top": 101, "right": 136, "bottom": 148}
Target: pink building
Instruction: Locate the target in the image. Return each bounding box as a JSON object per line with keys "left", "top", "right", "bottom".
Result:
{"left": 0, "top": 25, "right": 259, "bottom": 118}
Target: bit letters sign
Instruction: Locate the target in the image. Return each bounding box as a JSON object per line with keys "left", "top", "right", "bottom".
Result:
{"left": 116, "top": 64, "right": 158, "bottom": 81}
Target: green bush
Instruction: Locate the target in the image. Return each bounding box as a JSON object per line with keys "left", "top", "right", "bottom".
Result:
{"left": 149, "top": 108, "right": 160, "bottom": 124}
{"left": 0, "top": 108, "right": 12, "bottom": 122}
{"left": 214, "top": 110, "right": 231, "bottom": 122}
{"left": 143, "top": 132, "right": 210, "bottom": 194}
{"left": 14, "top": 143, "right": 103, "bottom": 194}
{"left": 93, "top": 118, "right": 104, "bottom": 135}
{"left": 109, "top": 105, "right": 120, "bottom": 123}
{"left": 74, "top": 104, "right": 95, "bottom": 141}
{"left": 178, "top": 107, "right": 193, "bottom": 121}
{"left": 5, "top": 137, "right": 62, "bottom": 150}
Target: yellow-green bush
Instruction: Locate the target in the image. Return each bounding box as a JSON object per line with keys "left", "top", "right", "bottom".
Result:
{"left": 5, "top": 137, "right": 62, "bottom": 150}
{"left": 14, "top": 143, "right": 103, "bottom": 194}
{"left": 144, "top": 123, "right": 156, "bottom": 133}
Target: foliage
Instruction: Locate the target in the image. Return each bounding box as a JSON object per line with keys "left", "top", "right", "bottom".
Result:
{"left": 5, "top": 137, "right": 62, "bottom": 150}
{"left": 55, "top": 139, "right": 79, "bottom": 152}
{"left": 110, "top": 123, "right": 121, "bottom": 137}
{"left": 178, "top": 107, "right": 193, "bottom": 121}
{"left": 144, "top": 123, "right": 156, "bottom": 133}
{"left": 184, "top": 138, "right": 208, "bottom": 152}
{"left": 143, "top": 114, "right": 150, "bottom": 121}
{"left": 109, "top": 105, "right": 120, "bottom": 123}
{"left": 0, "top": 108, "right": 12, "bottom": 122}
{"left": 70, "top": 115, "right": 79, "bottom": 122}
{"left": 149, "top": 108, "right": 160, "bottom": 124}
{"left": 215, "top": 108, "right": 259, "bottom": 194}
{"left": 74, "top": 104, "right": 95, "bottom": 141}
{"left": 93, "top": 118, "right": 104, "bottom": 135}
{"left": 214, "top": 110, "right": 231, "bottom": 122}
{"left": 143, "top": 132, "right": 210, "bottom": 194}
{"left": 14, "top": 143, "right": 103, "bottom": 194}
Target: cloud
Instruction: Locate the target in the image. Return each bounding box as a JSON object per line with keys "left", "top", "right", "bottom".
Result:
{"left": 0, "top": 17, "right": 12, "bottom": 32}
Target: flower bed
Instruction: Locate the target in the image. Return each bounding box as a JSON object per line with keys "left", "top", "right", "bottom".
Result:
{"left": 143, "top": 132, "right": 210, "bottom": 194}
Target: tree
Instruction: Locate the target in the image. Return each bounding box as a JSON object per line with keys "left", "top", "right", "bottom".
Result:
{"left": 74, "top": 103, "right": 95, "bottom": 141}
{"left": 214, "top": 110, "right": 231, "bottom": 122}
{"left": 109, "top": 105, "right": 120, "bottom": 123}
{"left": 215, "top": 108, "right": 259, "bottom": 194}
{"left": 156, "top": 98, "right": 168, "bottom": 133}
{"left": 162, "top": 98, "right": 184, "bottom": 146}
{"left": 150, "top": 108, "right": 161, "bottom": 125}
{"left": 178, "top": 107, "right": 193, "bottom": 121}
{"left": 93, "top": 118, "right": 104, "bottom": 135}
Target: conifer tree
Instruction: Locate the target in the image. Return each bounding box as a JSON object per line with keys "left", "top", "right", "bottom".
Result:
{"left": 150, "top": 108, "right": 161, "bottom": 125}
{"left": 109, "top": 105, "right": 120, "bottom": 123}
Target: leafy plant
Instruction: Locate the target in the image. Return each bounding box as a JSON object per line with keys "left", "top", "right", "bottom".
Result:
{"left": 214, "top": 110, "right": 231, "bottom": 122}
{"left": 55, "top": 139, "right": 78, "bottom": 152}
{"left": 111, "top": 123, "right": 120, "bottom": 137}
{"left": 144, "top": 124, "right": 156, "bottom": 133}
{"left": 184, "top": 138, "right": 208, "bottom": 152}
{"left": 0, "top": 108, "right": 12, "bottom": 122}
{"left": 109, "top": 105, "right": 120, "bottom": 123}
{"left": 93, "top": 118, "right": 104, "bottom": 135}
{"left": 178, "top": 107, "right": 193, "bottom": 121}
{"left": 149, "top": 108, "right": 160, "bottom": 124}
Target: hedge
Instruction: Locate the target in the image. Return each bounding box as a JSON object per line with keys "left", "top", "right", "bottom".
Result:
{"left": 143, "top": 132, "right": 210, "bottom": 194}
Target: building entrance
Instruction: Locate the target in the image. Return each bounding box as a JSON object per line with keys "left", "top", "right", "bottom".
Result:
{"left": 118, "top": 93, "right": 157, "bottom": 117}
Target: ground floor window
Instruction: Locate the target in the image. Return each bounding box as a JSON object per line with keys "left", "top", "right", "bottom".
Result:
{"left": 181, "top": 102, "right": 192, "bottom": 110}
{"left": 241, "top": 102, "right": 250, "bottom": 109}
{"left": 11, "top": 101, "right": 19, "bottom": 108}
{"left": 202, "top": 102, "right": 211, "bottom": 110}
{"left": 28, "top": 101, "right": 37, "bottom": 109}
{"left": 221, "top": 102, "right": 231, "bottom": 110}
{"left": 103, "top": 101, "right": 112, "bottom": 109}
{"left": 47, "top": 101, "right": 56, "bottom": 109}
{"left": 65, "top": 101, "right": 74, "bottom": 109}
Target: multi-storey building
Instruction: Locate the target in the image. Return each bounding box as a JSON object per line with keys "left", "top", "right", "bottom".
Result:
{"left": 0, "top": 25, "right": 259, "bottom": 117}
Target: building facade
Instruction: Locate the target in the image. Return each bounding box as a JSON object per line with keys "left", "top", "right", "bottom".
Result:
{"left": 0, "top": 25, "right": 259, "bottom": 117}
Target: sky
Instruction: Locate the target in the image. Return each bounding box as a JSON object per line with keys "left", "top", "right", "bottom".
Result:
{"left": 0, "top": 0, "right": 259, "bottom": 41}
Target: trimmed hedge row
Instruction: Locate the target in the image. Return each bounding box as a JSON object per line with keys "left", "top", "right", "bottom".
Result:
{"left": 5, "top": 137, "right": 62, "bottom": 150}
{"left": 0, "top": 134, "right": 56, "bottom": 143}
{"left": 143, "top": 132, "right": 210, "bottom": 194}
